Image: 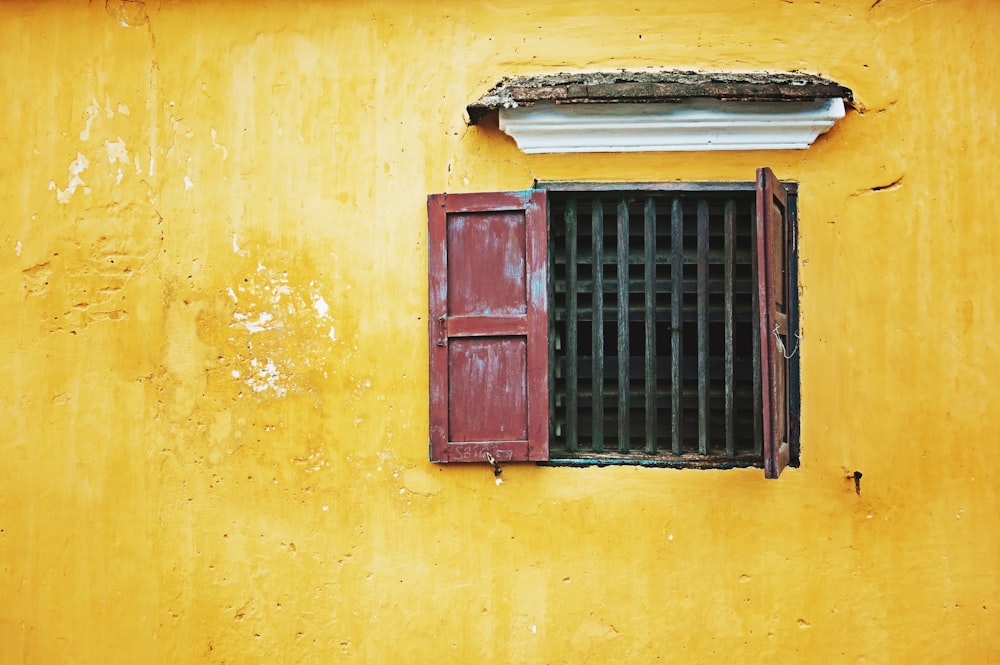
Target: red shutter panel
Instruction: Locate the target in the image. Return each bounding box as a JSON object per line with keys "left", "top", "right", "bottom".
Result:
{"left": 755, "top": 168, "right": 791, "bottom": 478}
{"left": 427, "top": 191, "right": 549, "bottom": 463}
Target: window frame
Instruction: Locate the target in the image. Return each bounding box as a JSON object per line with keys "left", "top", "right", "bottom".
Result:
{"left": 427, "top": 171, "right": 799, "bottom": 477}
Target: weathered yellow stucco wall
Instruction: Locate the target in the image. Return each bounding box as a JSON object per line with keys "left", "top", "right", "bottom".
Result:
{"left": 1, "top": 0, "right": 998, "bottom": 662}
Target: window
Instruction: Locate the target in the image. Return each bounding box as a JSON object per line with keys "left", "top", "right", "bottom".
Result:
{"left": 427, "top": 168, "right": 798, "bottom": 478}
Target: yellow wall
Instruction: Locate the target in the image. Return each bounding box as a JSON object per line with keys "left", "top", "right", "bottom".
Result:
{"left": 1, "top": 0, "right": 998, "bottom": 662}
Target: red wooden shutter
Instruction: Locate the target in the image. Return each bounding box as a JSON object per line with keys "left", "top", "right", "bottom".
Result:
{"left": 427, "top": 191, "right": 549, "bottom": 463}
{"left": 755, "top": 168, "right": 791, "bottom": 478}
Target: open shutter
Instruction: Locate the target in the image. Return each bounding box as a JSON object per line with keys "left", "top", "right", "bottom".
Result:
{"left": 755, "top": 168, "right": 791, "bottom": 478}
{"left": 428, "top": 191, "right": 549, "bottom": 463}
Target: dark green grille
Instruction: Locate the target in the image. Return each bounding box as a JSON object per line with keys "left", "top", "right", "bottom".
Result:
{"left": 549, "top": 191, "right": 762, "bottom": 465}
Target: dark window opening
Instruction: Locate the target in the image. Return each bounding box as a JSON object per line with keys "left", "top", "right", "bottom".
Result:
{"left": 547, "top": 188, "right": 788, "bottom": 467}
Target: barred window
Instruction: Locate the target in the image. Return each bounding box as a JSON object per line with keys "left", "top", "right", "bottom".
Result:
{"left": 427, "top": 169, "right": 798, "bottom": 477}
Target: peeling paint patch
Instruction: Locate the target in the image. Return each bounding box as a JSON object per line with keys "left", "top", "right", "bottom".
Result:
{"left": 79, "top": 99, "right": 100, "bottom": 141}
{"left": 105, "top": 137, "right": 129, "bottom": 164}
{"left": 293, "top": 449, "right": 331, "bottom": 474}
{"left": 22, "top": 261, "right": 53, "bottom": 297}
{"left": 15, "top": 241, "right": 22, "bottom": 257}
{"left": 246, "top": 357, "right": 287, "bottom": 397}
{"left": 313, "top": 295, "right": 330, "bottom": 318}
{"left": 105, "top": 0, "right": 150, "bottom": 28}
{"left": 233, "top": 311, "right": 277, "bottom": 334}
{"left": 49, "top": 152, "right": 91, "bottom": 204}
{"left": 211, "top": 129, "right": 229, "bottom": 160}
{"left": 184, "top": 175, "right": 194, "bottom": 190}
{"left": 22, "top": 208, "right": 162, "bottom": 333}
{"left": 222, "top": 258, "right": 340, "bottom": 400}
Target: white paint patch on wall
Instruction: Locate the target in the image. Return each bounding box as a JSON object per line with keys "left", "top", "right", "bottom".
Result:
{"left": 225, "top": 257, "right": 341, "bottom": 400}
{"left": 105, "top": 137, "right": 129, "bottom": 164}
{"left": 293, "top": 449, "right": 330, "bottom": 474}
{"left": 79, "top": 98, "right": 101, "bottom": 141}
{"left": 232, "top": 311, "right": 277, "bottom": 334}
{"left": 269, "top": 282, "right": 294, "bottom": 309}
{"left": 49, "top": 152, "right": 91, "bottom": 204}
{"left": 313, "top": 295, "right": 330, "bottom": 318}
{"left": 15, "top": 242, "right": 22, "bottom": 257}
{"left": 211, "top": 129, "right": 229, "bottom": 160}
{"left": 246, "top": 357, "right": 287, "bottom": 398}
{"left": 54, "top": 98, "right": 147, "bottom": 202}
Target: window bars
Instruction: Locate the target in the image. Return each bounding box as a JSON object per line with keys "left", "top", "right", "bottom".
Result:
{"left": 549, "top": 190, "right": 762, "bottom": 463}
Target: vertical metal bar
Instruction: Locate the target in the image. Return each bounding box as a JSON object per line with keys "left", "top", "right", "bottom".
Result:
{"left": 670, "top": 198, "right": 684, "bottom": 455}
{"left": 644, "top": 197, "right": 657, "bottom": 454}
{"left": 565, "top": 200, "right": 578, "bottom": 453}
{"left": 591, "top": 201, "right": 604, "bottom": 453}
{"left": 616, "top": 199, "right": 630, "bottom": 453}
{"left": 697, "top": 199, "right": 709, "bottom": 455}
{"left": 751, "top": 201, "right": 763, "bottom": 457}
{"left": 787, "top": 192, "right": 800, "bottom": 466}
{"left": 724, "top": 200, "right": 735, "bottom": 457}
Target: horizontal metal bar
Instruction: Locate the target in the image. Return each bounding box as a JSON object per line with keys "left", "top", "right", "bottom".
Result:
{"left": 553, "top": 276, "right": 755, "bottom": 294}
{"left": 553, "top": 308, "right": 755, "bottom": 325}
{"left": 537, "top": 181, "right": 799, "bottom": 195}
{"left": 559, "top": 354, "right": 757, "bottom": 377}
{"left": 537, "top": 455, "right": 763, "bottom": 469}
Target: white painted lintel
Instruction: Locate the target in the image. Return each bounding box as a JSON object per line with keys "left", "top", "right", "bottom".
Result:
{"left": 497, "top": 98, "right": 846, "bottom": 153}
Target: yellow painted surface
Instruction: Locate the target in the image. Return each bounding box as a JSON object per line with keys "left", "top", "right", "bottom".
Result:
{"left": 1, "top": 0, "right": 998, "bottom": 662}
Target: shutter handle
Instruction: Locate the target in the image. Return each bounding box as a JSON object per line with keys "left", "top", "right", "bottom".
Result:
{"left": 436, "top": 315, "right": 447, "bottom": 346}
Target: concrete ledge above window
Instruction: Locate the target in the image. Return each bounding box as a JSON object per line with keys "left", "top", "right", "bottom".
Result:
{"left": 467, "top": 70, "right": 852, "bottom": 153}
